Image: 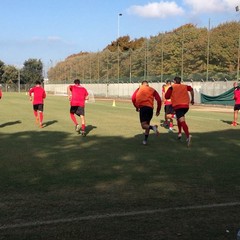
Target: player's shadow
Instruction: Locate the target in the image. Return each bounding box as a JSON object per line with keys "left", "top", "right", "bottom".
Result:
{"left": 86, "top": 125, "right": 97, "bottom": 135}
{"left": 0, "top": 120, "right": 22, "bottom": 128}
{"left": 43, "top": 120, "right": 58, "bottom": 128}
{"left": 221, "top": 119, "right": 233, "bottom": 125}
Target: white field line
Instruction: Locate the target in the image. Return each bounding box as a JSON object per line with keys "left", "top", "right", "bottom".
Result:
{"left": 0, "top": 202, "right": 240, "bottom": 230}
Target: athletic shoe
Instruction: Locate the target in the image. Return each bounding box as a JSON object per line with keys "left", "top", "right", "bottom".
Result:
{"left": 177, "top": 133, "right": 182, "bottom": 140}
{"left": 152, "top": 125, "right": 159, "bottom": 135}
{"left": 168, "top": 127, "right": 173, "bottom": 133}
{"left": 231, "top": 122, "right": 237, "bottom": 126}
{"left": 81, "top": 130, "right": 86, "bottom": 137}
{"left": 75, "top": 124, "right": 81, "bottom": 133}
{"left": 39, "top": 123, "right": 43, "bottom": 128}
{"left": 186, "top": 135, "right": 192, "bottom": 147}
{"left": 142, "top": 140, "right": 147, "bottom": 145}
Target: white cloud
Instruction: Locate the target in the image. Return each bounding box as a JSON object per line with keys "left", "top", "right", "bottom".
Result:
{"left": 184, "top": 0, "right": 239, "bottom": 14}
{"left": 127, "top": 1, "right": 184, "bottom": 18}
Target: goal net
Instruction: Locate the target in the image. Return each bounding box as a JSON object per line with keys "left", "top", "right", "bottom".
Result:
{"left": 53, "top": 85, "right": 95, "bottom": 103}
{"left": 86, "top": 90, "right": 95, "bottom": 103}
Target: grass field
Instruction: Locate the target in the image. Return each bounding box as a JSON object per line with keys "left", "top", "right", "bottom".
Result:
{"left": 0, "top": 92, "right": 240, "bottom": 240}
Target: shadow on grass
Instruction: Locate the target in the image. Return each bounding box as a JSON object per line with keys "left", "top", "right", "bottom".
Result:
{"left": 43, "top": 120, "right": 58, "bottom": 128}
{"left": 0, "top": 128, "right": 240, "bottom": 239}
{"left": 221, "top": 119, "right": 233, "bottom": 125}
{"left": 0, "top": 120, "right": 22, "bottom": 128}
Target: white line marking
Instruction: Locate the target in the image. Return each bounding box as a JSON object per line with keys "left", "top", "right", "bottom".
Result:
{"left": 1, "top": 202, "right": 240, "bottom": 230}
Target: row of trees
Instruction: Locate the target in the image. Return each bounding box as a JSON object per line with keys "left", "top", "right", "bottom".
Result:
{"left": 48, "top": 21, "right": 240, "bottom": 83}
{"left": 0, "top": 59, "right": 44, "bottom": 85}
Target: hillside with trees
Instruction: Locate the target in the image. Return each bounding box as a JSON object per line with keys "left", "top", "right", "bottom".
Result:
{"left": 1, "top": 21, "right": 240, "bottom": 85}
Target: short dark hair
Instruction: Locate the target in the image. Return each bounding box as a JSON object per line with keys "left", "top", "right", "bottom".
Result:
{"left": 35, "top": 81, "right": 41, "bottom": 85}
{"left": 74, "top": 79, "right": 80, "bottom": 84}
{"left": 141, "top": 80, "right": 149, "bottom": 85}
{"left": 174, "top": 76, "right": 181, "bottom": 84}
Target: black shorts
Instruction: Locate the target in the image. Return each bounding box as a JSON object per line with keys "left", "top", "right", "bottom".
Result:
{"left": 70, "top": 106, "right": 85, "bottom": 116}
{"left": 175, "top": 108, "right": 189, "bottom": 119}
{"left": 33, "top": 104, "right": 44, "bottom": 111}
{"left": 139, "top": 106, "right": 153, "bottom": 123}
{"left": 164, "top": 105, "right": 174, "bottom": 115}
{"left": 234, "top": 104, "right": 240, "bottom": 111}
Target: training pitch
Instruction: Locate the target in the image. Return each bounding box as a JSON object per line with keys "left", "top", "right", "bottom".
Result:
{"left": 0, "top": 93, "right": 239, "bottom": 240}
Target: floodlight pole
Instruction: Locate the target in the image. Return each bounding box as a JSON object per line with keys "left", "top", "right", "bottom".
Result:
{"left": 117, "top": 13, "right": 122, "bottom": 86}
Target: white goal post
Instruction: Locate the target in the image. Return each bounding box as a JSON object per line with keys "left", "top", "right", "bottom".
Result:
{"left": 53, "top": 85, "right": 95, "bottom": 103}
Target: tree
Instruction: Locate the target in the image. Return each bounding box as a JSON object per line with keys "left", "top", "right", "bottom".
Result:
{"left": 0, "top": 60, "right": 5, "bottom": 83}
{"left": 1, "top": 65, "right": 18, "bottom": 83}
{"left": 21, "top": 59, "right": 43, "bottom": 84}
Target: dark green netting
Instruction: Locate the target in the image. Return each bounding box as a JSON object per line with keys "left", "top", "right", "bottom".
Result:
{"left": 201, "top": 87, "right": 235, "bottom": 105}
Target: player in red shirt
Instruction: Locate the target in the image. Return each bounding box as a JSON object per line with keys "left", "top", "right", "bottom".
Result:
{"left": 231, "top": 82, "right": 240, "bottom": 126}
{"left": 67, "top": 79, "right": 89, "bottom": 136}
{"left": 29, "top": 81, "right": 46, "bottom": 128}
{"left": 0, "top": 84, "right": 2, "bottom": 99}
{"left": 162, "top": 80, "right": 175, "bottom": 132}
{"left": 165, "top": 76, "right": 194, "bottom": 147}
{"left": 132, "top": 80, "right": 161, "bottom": 145}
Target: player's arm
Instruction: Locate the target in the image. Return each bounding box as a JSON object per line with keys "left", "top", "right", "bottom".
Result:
{"left": 154, "top": 91, "right": 161, "bottom": 116}
{"left": 187, "top": 86, "right": 194, "bottom": 105}
{"left": 67, "top": 86, "right": 72, "bottom": 101}
{"left": 29, "top": 88, "right": 33, "bottom": 101}
{"left": 131, "top": 89, "right": 139, "bottom": 111}
{"left": 85, "top": 90, "right": 89, "bottom": 100}
{"left": 165, "top": 87, "right": 172, "bottom": 100}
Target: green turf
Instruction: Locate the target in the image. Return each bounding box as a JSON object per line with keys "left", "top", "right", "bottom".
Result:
{"left": 0, "top": 93, "right": 240, "bottom": 240}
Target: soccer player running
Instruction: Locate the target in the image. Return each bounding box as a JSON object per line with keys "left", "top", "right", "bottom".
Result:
{"left": 0, "top": 84, "right": 2, "bottom": 99}
{"left": 231, "top": 81, "right": 240, "bottom": 126}
{"left": 29, "top": 80, "right": 46, "bottom": 128}
{"left": 162, "top": 80, "right": 175, "bottom": 132}
{"left": 67, "top": 79, "right": 89, "bottom": 136}
{"left": 165, "top": 76, "right": 194, "bottom": 147}
{"left": 132, "top": 80, "right": 162, "bottom": 145}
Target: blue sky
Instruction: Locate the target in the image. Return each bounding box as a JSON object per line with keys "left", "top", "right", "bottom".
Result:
{"left": 0, "top": 0, "right": 239, "bottom": 68}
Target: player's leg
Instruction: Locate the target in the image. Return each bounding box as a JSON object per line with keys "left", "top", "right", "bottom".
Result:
{"left": 33, "top": 105, "right": 39, "bottom": 124}
{"left": 38, "top": 104, "right": 44, "bottom": 128}
{"left": 70, "top": 106, "right": 80, "bottom": 132}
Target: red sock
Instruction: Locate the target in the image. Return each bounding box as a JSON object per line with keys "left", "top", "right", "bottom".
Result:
{"left": 177, "top": 120, "right": 182, "bottom": 134}
{"left": 181, "top": 121, "right": 189, "bottom": 138}
{"left": 33, "top": 110, "right": 38, "bottom": 118}
{"left": 70, "top": 113, "right": 78, "bottom": 125}
{"left": 169, "top": 122, "right": 173, "bottom": 128}
{"left": 39, "top": 112, "right": 43, "bottom": 123}
{"left": 81, "top": 124, "right": 85, "bottom": 131}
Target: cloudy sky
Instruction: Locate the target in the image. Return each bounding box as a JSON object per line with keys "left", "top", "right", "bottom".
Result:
{"left": 0, "top": 0, "right": 239, "bottom": 68}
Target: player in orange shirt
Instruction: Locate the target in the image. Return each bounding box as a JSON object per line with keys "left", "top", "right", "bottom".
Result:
{"left": 165, "top": 76, "right": 194, "bottom": 147}
{"left": 29, "top": 81, "right": 46, "bottom": 128}
{"left": 132, "top": 81, "right": 161, "bottom": 145}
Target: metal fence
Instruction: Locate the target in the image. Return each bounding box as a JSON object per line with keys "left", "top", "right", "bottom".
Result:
{"left": 43, "top": 81, "right": 236, "bottom": 105}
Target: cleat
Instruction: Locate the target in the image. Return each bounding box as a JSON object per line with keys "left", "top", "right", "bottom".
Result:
{"left": 152, "top": 125, "right": 159, "bottom": 135}
{"left": 177, "top": 133, "right": 182, "bottom": 140}
{"left": 142, "top": 140, "right": 147, "bottom": 145}
{"left": 231, "top": 122, "right": 237, "bottom": 126}
{"left": 168, "top": 127, "right": 173, "bottom": 133}
{"left": 186, "top": 135, "right": 192, "bottom": 147}
{"left": 81, "top": 130, "right": 86, "bottom": 137}
{"left": 75, "top": 124, "right": 81, "bottom": 133}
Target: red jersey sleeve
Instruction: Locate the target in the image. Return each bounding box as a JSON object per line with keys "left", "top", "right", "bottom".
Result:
{"left": 165, "top": 87, "right": 173, "bottom": 99}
